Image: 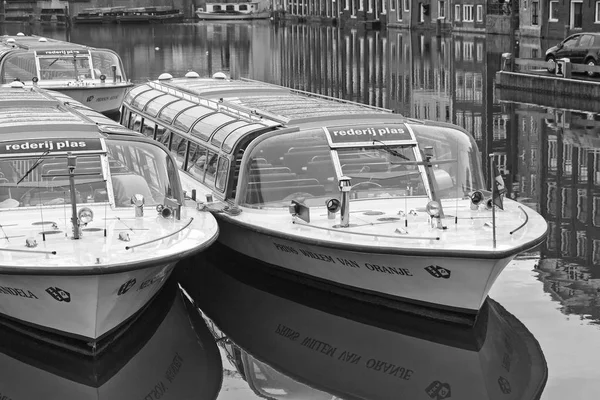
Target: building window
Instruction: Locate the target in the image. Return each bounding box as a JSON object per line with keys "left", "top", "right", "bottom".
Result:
{"left": 438, "top": 1, "right": 445, "bottom": 18}
{"left": 391, "top": 0, "right": 396, "bottom": 11}
{"left": 419, "top": 2, "right": 425, "bottom": 21}
{"left": 404, "top": 0, "right": 410, "bottom": 11}
{"left": 596, "top": 1, "right": 600, "bottom": 22}
{"left": 455, "top": 4, "right": 460, "bottom": 21}
{"left": 550, "top": 1, "right": 559, "bottom": 21}
{"left": 572, "top": 1, "right": 583, "bottom": 28}
{"left": 463, "top": 4, "right": 473, "bottom": 22}
{"left": 476, "top": 4, "right": 482, "bottom": 21}
{"left": 531, "top": 1, "right": 539, "bottom": 25}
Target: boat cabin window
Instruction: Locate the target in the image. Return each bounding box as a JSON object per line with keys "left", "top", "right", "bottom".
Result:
{"left": 141, "top": 118, "right": 156, "bottom": 138}
{"left": 239, "top": 5, "right": 248, "bottom": 10}
{"left": 0, "top": 154, "right": 107, "bottom": 208}
{"left": 213, "top": 5, "right": 222, "bottom": 11}
{"left": 237, "top": 124, "right": 482, "bottom": 208}
{"left": 226, "top": 5, "right": 235, "bottom": 11}
{"left": 105, "top": 139, "right": 182, "bottom": 207}
{"left": 410, "top": 124, "right": 485, "bottom": 197}
{"left": 170, "top": 133, "right": 188, "bottom": 168}
{"left": 0, "top": 52, "right": 36, "bottom": 83}
{"left": 0, "top": 138, "right": 180, "bottom": 209}
{"left": 38, "top": 55, "right": 92, "bottom": 81}
{"left": 187, "top": 142, "right": 208, "bottom": 180}
{"left": 89, "top": 50, "right": 125, "bottom": 82}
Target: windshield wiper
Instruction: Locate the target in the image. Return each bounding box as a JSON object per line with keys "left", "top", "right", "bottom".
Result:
{"left": 16, "top": 151, "right": 50, "bottom": 185}
{"left": 371, "top": 139, "right": 410, "bottom": 160}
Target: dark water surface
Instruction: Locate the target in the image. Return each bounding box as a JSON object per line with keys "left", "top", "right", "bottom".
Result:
{"left": 1, "top": 21, "right": 599, "bottom": 399}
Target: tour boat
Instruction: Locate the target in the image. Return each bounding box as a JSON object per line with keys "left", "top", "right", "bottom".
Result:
{"left": 116, "top": 7, "right": 185, "bottom": 23}
{"left": 179, "top": 253, "right": 548, "bottom": 400}
{"left": 71, "top": 7, "right": 125, "bottom": 24}
{"left": 195, "top": 2, "right": 270, "bottom": 20}
{"left": 0, "top": 83, "right": 219, "bottom": 352}
{"left": 120, "top": 72, "right": 548, "bottom": 317}
{"left": 0, "top": 34, "right": 133, "bottom": 117}
{"left": 0, "top": 278, "right": 223, "bottom": 397}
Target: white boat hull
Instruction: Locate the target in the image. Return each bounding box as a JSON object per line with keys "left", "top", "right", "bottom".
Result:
{"left": 0, "top": 262, "right": 175, "bottom": 341}
{"left": 0, "top": 203, "right": 219, "bottom": 345}
{"left": 50, "top": 84, "right": 132, "bottom": 115}
{"left": 216, "top": 219, "right": 512, "bottom": 314}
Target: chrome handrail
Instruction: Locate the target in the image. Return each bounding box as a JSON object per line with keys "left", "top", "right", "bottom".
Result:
{"left": 510, "top": 206, "right": 529, "bottom": 235}
{"left": 0, "top": 248, "right": 56, "bottom": 255}
{"left": 292, "top": 219, "right": 440, "bottom": 241}
{"left": 125, "top": 217, "right": 194, "bottom": 250}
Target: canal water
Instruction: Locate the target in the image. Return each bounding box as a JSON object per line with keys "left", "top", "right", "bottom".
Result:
{"left": 1, "top": 21, "right": 599, "bottom": 399}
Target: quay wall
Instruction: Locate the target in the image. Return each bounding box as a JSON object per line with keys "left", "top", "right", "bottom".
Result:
{"left": 495, "top": 71, "right": 600, "bottom": 100}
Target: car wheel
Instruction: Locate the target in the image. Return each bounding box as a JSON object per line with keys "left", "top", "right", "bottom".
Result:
{"left": 546, "top": 56, "right": 556, "bottom": 73}
{"left": 586, "top": 58, "right": 597, "bottom": 77}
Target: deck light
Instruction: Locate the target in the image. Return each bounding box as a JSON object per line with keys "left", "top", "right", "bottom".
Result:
{"left": 158, "top": 73, "right": 173, "bottom": 81}
{"left": 426, "top": 201, "right": 441, "bottom": 217}
{"left": 470, "top": 190, "right": 484, "bottom": 210}
{"left": 16, "top": 32, "right": 24, "bottom": 36}
{"left": 185, "top": 71, "right": 200, "bottom": 78}
{"left": 38, "top": 37, "right": 47, "bottom": 42}
{"left": 78, "top": 207, "right": 94, "bottom": 224}
{"left": 212, "top": 72, "right": 227, "bottom": 80}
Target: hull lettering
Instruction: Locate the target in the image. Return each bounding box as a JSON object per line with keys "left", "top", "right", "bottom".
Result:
{"left": 0, "top": 286, "right": 38, "bottom": 299}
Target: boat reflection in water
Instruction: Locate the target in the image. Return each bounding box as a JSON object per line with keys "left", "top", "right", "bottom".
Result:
{"left": 0, "top": 277, "right": 223, "bottom": 399}
{"left": 180, "top": 247, "right": 548, "bottom": 400}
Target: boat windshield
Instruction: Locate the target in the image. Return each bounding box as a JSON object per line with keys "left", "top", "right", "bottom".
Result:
{"left": 0, "top": 49, "right": 125, "bottom": 83}
{"left": 0, "top": 154, "right": 108, "bottom": 208}
{"left": 105, "top": 139, "right": 180, "bottom": 207}
{"left": 0, "top": 139, "right": 180, "bottom": 209}
{"left": 38, "top": 55, "right": 93, "bottom": 81}
{"left": 238, "top": 123, "right": 485, "bottom": 208}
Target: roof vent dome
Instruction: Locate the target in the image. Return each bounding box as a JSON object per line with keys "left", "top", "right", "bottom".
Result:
{"left": 158, "top": 73, "right": 173, "bottom": 81}
{"left": 16, "top": 32, "right": 25, "bottom": 36}
{"left": 185, "top": 71, "right": 200, "bottom": 78}
{"left": 9, "top": 80, "right": 25, "bottom": 89}
{"left": 212, "top": 72, "right": 227, "bottom": 80}
{"left": 38, "top": 37, "right": 48, "bottom": 42}
{"left": 6, "top": 38, "right": 15, "bottom": 44}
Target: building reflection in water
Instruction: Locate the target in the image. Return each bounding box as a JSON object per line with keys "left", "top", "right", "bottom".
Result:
{"left": 179, "top": 247, "right": 548, "bottom": 400}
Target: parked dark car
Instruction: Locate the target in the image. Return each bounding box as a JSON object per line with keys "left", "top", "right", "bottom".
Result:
{"left": 545, "top": 33, "right": 600, "bottom": 76}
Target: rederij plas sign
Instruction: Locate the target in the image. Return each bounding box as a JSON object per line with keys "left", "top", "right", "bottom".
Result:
{"left": 0, "top": 138, "right": 104, "bottom": 158}
{"left": 323, "top": 124, "right": 413, "bottom": 147}
{"left": 35, "top": 49, "right": 91, "bottom": 57}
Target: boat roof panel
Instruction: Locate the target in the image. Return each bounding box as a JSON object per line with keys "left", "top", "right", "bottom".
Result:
{"left": 173, "top": 105, "right": 215, "bottom": 133}
{"left": 221, "top": 123, "right": 268, "bottom": 154}
{"left": 0, "top": 35, "right": 96, "bottom": 51}
{"left": 124, "top": 84, "right": 154, "bottom": 105}
{"left": 144, "top": 93, "right": 181, "bottom": 117}
{"left": 211, "top": 120, "right": 252, "bottom": 149}
{"left": 191, "top": 112, "right": 238, "bottom": 142}
{"left": 157, "top": 78, "right": 389, "bottom": 124}
{"left": 156, "top": 99, "right": 194, "bottom": 124}
{"left": 131, "top": 90, "right": 164, "bottom": 111}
